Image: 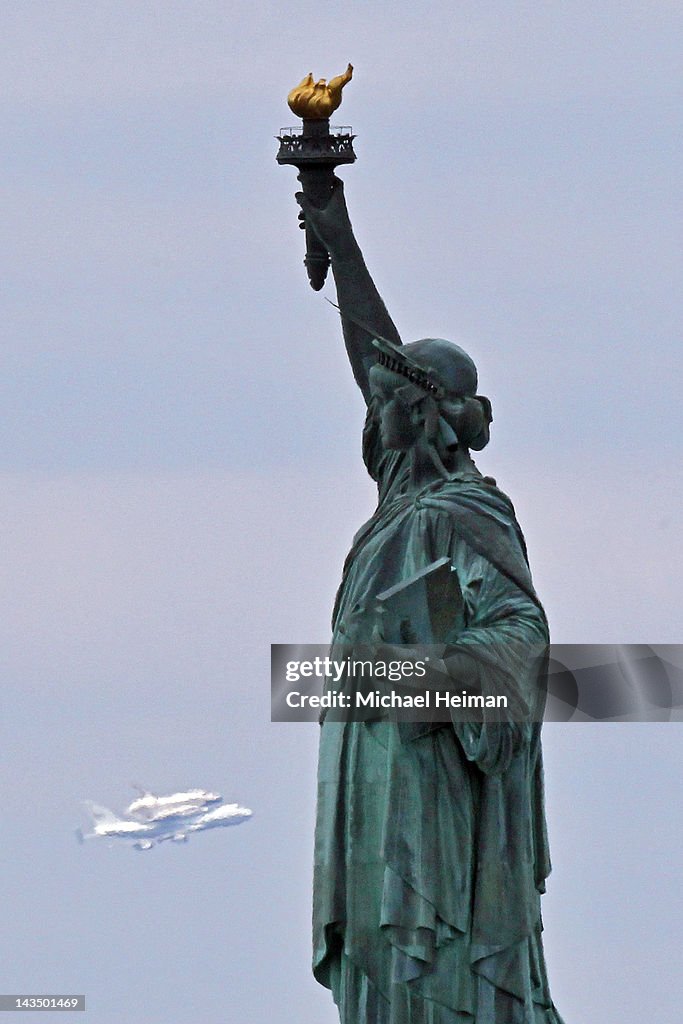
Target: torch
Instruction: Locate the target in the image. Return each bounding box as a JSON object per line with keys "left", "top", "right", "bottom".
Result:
{"left": 276, "top": 64, "right": 356, "bottom": 290}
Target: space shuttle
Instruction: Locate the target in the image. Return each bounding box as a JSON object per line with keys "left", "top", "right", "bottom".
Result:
{"left": 77, "top": 787, "right": 252, "bottom": 851}
{"left": 125, "top": 786, "right": 222, "bottom": 822}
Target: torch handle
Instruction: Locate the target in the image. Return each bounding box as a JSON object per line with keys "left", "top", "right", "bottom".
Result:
{"left": 297, "top": 167, "right": 335, "bottom": 291}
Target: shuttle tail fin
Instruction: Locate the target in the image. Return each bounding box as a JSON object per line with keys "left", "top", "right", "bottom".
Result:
{"left": 83, "top": 801, "right": 123, "bottom": 826}
{"left": 130, "top": 782, "right": 154, "bottom": 798}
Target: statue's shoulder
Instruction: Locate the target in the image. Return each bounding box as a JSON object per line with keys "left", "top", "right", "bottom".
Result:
{"left": 428, "top": 472, "right": 519, "bottom": 523}
{"left": 423, "top": 474, "right": 534, "bottom": 585}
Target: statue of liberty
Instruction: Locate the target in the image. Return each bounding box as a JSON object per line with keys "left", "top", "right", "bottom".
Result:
{"left": 294, "top": 163, "right": 566, "bottom": 1024}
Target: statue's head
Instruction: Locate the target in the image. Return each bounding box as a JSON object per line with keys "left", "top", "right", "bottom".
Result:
{"left": 368, "top": 337, "right": 492, "bottom": 457}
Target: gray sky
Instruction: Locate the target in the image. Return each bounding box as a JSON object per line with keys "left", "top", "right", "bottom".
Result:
{"left": 1, "top": 3, "right": 681, "bottom": 1022}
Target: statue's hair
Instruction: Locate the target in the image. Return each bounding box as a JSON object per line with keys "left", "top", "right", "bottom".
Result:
{"left": 439, "top": 394, "right": 492, "bottom": 452}
{"left": 371, "top": 335, "right": 493, "bottom": 455}
{"left": 398, "top": 338, "right": 492, "bottom": 452}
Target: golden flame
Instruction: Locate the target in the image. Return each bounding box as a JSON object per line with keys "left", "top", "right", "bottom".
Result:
{"left": 287, "top": 63, "right": 353, "bottom": 119}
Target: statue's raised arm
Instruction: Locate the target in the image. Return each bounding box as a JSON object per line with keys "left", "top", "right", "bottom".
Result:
{"left": 296, "top": 178, "right": 402, "bottom": 403}
{"left": 276, "top": 65, "right": 400, "bottom": 403}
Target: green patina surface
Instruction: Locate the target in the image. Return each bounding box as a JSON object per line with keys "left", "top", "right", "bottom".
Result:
{"left": 291, "top": 176, "right": 566, "bottom": 1024}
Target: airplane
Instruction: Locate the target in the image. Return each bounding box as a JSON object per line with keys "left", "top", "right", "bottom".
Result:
{"left": 125, "top": 785, "right": 222, "bottom": 822}
{"left": 76, "top": 790, "right": 252, "bottom": 851}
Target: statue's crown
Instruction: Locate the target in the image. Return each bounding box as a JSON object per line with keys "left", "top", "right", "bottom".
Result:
{"left": 372, "top": 337, "right": 478, "bottom": 399}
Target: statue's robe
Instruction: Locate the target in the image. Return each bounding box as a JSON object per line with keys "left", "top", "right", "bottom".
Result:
{"left": 313, "top": 398, "right": 566, "bottom": 1024}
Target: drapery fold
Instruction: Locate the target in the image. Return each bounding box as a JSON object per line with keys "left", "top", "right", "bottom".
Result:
{"left": 314, "top": 407, "right": 564, "bottom": 1022}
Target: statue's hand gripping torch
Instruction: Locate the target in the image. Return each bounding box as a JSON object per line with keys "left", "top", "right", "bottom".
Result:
{"left": 276, "top": 64, "right": 356, "bottom": 291}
